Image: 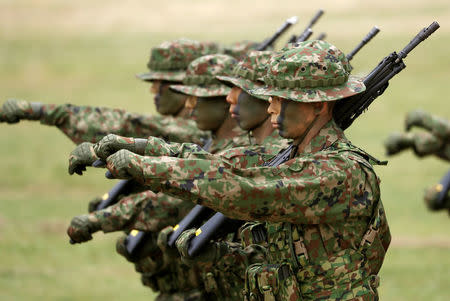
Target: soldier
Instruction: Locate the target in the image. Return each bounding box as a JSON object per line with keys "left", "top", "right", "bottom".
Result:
{"left": 0, "top": 38, "right": 215, "bottom": 145}
{"left": 98, "top": 41, "right": 391, "bottom": 300}
{"left": 384, "top": 109, "right": 450, "bottom": 161}
{"left": 67, "top": 53, "right": 253, "bottom": 300}
{"left": 385, "top": 110, "right": 450, "bottom": 214}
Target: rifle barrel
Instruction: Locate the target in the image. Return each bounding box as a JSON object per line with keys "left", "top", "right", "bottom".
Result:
{"left": 397, "top": 21, "right": 440, "bottom": 60}
{"left": 256, "top": 16, "right": 298, "bottom": 51}
{"left": 346, "top": 26, "right": 380, "bottom": 61}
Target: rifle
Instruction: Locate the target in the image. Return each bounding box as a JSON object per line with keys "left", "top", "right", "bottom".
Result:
{"left": 346, "top": 26, "right": 380, "bottom": 62}
{"left": 256, "top": 16, "right": 298, "bottom": 51}
{"left": 186, "top": 145, "right": 295, "bottom": 256}
{"left": 426, "top": 170, "right": 450, "bottom": 212}
{"left": 287, "top": 9, "right": 324, "bottom": 43}
{"left": 183, "top": 22, "right": 441, "bottom": 257}
{"left": 296, "top": 28, "right": 313, "bottom": 43}
{"left": 316, "top": 32, "right": 327, "bottom": 41}
{"left": 124, "top": 138, "right": 214, "bottom": 257}
{"left": 334, "top": 21, "right": 440, "bottom": 130}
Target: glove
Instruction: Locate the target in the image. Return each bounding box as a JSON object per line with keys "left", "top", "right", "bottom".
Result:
{"left": 94, "top": 134, "right": 148, "bottom": 161}
{"left": 384, "top": 132, "right": 413, "bottom": 156}
{"left": 405, "top": 109, "right": 428, "bottom": 131}
{"left": 68, "top": 142, "right": 99, "bottom": 175}
{"left": 88, "top": 196, "right": 102, "bottom": 213}
{"left": 67, "top": 215, "right": 101, "bottom": 243}
{"left": 105, "top": 149, "right": 144, "bottom": 180}
{"left": 1, "top": 99, "right": 42, "bottom": 123}
{"left": 175, "top": 228, "right": 222, "bottom": 266}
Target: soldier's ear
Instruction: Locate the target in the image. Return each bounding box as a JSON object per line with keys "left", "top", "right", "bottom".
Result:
{"left": 312, "top": 102, "right": 325, "bottom": 114}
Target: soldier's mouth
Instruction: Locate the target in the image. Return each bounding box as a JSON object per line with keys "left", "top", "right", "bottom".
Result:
{"left": 271, "top": 122, "right": 279, "bottom": 129}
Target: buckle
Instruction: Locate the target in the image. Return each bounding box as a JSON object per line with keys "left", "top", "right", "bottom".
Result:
{"left": 360, "top": 226, "right": 378, "bottom": 247}
{"left": 293, "top": 237, "right": 309, "bottom": 260}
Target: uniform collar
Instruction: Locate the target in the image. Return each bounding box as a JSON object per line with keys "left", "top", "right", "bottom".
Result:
{"left": 300, "top": 119, "right": 346, "bottom": 154}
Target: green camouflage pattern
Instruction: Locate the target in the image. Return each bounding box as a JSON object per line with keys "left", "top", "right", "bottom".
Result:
{"left": 68, "top": 142, "right": 99, "bottom": 175}
{"left": 137, "top": 38, "right": 220, "bottom": 82}
{"left": 1, "top": 99, "right": 42, "bottom": 123}
{"left": 223, "top": 40, "right": 261, "bottom": 59}
{"left": 250, "top": 41, "right": 365, "bottom": 102}
{"left": 385, "top": 110, "right": 450, "bottom": 161}
{"left": 104, "top": 120, "right": 390, "bottom": 300}
{"left": 175, "top": 228, "right": 268, "bottom": 300}
{"left": 36, "top": 103, "right": 209, "bottom": 145}
{"left": 67, "top": 215, "right": 101, "bottom": 243}
{"left": 93, "top": 134, "right": 148, "bottom": 161}
{"left": 169, "top": 54, "right": 237, "bottom": 97}
{"left": 217, "top": 50, "right": 273, "bottom": 101}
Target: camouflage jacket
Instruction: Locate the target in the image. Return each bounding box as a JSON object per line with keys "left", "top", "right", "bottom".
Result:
{"left": 39, "top": 103, "right": 209, "bottom": 145}
{"left": 128, "top": 120, "right": 391, "bottom": 301}
{"left": 90, "top": 125, "right": 251, "bottom": 234}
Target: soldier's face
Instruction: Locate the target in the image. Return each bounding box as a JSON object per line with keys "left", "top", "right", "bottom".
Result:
{"left": 150, "top": 81, "right": 186, "bottom": 116}
{"left": 268, "top": 96, "right": 317, "bottom": 139}
{"left": 226, "top": 87, "right": 269, "bottom": 131}
{"left": 191, "top": 96, "right": 230, "bottom": 131}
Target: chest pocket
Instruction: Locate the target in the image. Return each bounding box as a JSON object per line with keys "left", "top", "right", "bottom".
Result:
{"left": 244, "top": 263, "right": 302, "bottom": 301}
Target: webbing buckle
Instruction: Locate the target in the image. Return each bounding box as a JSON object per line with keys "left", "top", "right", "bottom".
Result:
{"left": 293, "top": 236, "right": 309, "bottom": 260}
{"left": 360, "top": 226, "right": 378, "bottom": 247}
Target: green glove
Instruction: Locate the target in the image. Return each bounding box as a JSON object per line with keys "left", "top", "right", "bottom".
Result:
{"left": 175, "top": 228, "right": 223, "bottom": 266}
{"left": 105, "top": 149, "right": 144, "bottom": 180}
{"left": 140, "top": 274, "right": 159, "bottom": 291}
{"left": 1, "top": 99, "right": 42, "bottom": 123}
{"left": 67, "top": 215, "right": 101, "bottom": 243}
{"left": 94, "top": 134, "right": 148, "bottom": 161}
{"left": 405, "top": 109, "right": 428, "bottom": 131}
{"left": 68, "top": 142, "right": 99, "bottom": 175}
{"left": 88, "top": 196, "right": 102, "bottom": 213}
{"left": 384, "top": 132, "right": 413, "bottom": 156}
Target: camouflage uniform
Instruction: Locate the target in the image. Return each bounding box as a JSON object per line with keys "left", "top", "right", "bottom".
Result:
{"left": 384, "top": 109, "right": 450, "bottom": 161}
{"left": 1, "top": 38, "right": 218, "bottom": 145}
{"left": 104, "top": 41, "right": 391, "bottom": 300}
{"left": 69, "top": 54, "right": 252, "bottom": 300}
{"left": 385, "top": 110, "right": 450, "bottom": 214}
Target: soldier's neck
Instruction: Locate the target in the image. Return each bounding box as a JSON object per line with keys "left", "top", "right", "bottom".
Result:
{"left": 175, "top": 106, "right": 191, "bottom": 119}
{"left": 214, "top": 114, "right": 238, "bottom": 140}
{"left": 251, "top": 117, "right": 274, "bottom": 145}
{"left": 294, "top": 114, "right": 332, "bottom": 154}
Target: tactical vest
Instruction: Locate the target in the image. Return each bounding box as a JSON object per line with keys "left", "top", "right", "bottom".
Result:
{"left": 241, "top": 142, "right": 390, "bottom": 301}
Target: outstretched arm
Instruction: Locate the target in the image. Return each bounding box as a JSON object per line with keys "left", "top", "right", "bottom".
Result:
{"left": 105, "top": 149, "right": 376, "bottom": 224}
{"left": 406, "top": 110, "right": 450, "bottom": 141}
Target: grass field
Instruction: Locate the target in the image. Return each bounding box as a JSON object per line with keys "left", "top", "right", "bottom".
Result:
{"left": 0, "top": 1, "right": 449, "bottom": 300}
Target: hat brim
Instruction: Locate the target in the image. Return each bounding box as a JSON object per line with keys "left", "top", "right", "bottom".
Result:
{"left": 216, "top": 76, "right": 270, "bottom": 101}
{"left": 250, "top": 75, "right": 366, "bottom": 102}
{"left": 136, "top": 70, "right": 185, "bottom": 82}
{"left": 170, "top": 84, "right": 231, "bottom": 97}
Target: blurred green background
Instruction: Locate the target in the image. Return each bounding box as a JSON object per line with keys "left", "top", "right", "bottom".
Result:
{"left": 0, "top": 0, "right": 449, "bottom": 300}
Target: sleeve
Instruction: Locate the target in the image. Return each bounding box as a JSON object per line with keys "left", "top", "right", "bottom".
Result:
{"left": 136, "top": 151, "right": 376, "bottom": 224}
{"left": 417, "top": 113, "right": 450, "bottom": 140}
{"left": 40, "top": 104, "right": 209, "bottom": 145}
